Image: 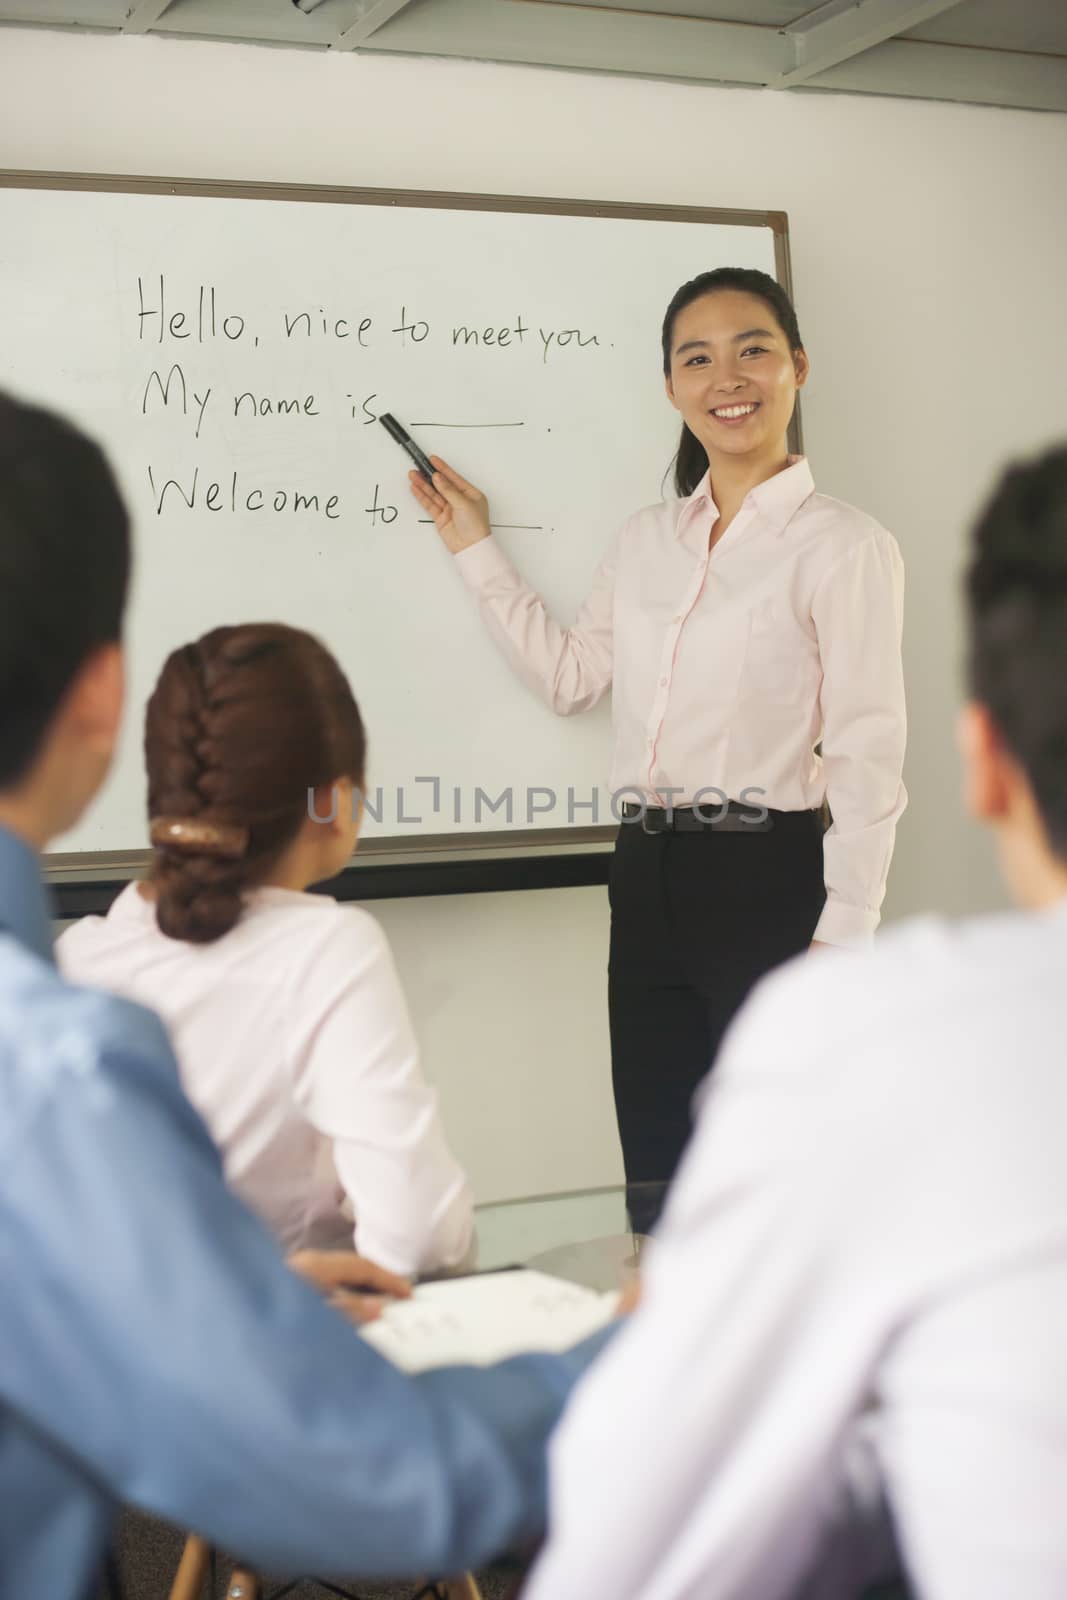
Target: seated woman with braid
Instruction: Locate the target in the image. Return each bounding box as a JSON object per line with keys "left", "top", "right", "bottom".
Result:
{"left": 59, "top": 623, "right": 475, "bottom": 1277}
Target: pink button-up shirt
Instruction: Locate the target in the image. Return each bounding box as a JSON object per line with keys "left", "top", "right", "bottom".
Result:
{"left": 58, "top": 885, "right": 475, "bottom": 1276}
{"left": 455, "top": 457, "right": 906, "bottom": 947}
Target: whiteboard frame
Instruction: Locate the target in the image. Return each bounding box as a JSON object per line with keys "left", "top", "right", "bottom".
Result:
{"left": 0, "top": 170, "right": 798, "bottom": 895}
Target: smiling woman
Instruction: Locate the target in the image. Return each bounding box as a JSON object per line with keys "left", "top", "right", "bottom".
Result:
{"left": 663, "top": 269, "right": 808, "bottom": 501}
{"left": 408, "top": 267, "right": 907, "bottom": 1227}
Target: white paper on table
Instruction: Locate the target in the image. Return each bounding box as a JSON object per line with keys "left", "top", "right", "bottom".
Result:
{"left": 358, "top": 1269, "right": 619, "bottom": 1372}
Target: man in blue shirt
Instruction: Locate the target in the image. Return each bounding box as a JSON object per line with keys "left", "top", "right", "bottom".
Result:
{"left": 0, "top": 392, "right": 607, "bottom": 1598}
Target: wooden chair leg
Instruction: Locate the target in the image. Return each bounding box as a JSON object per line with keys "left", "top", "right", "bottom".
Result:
{"left": 173, "top": 1541, "right": 473, "bottom": 1600}
{"left": 223, "top": 1567, "right": 261, "bottom": 1599}
{"left": 169, "top": 1535, "right": 211, "bottom": 1600}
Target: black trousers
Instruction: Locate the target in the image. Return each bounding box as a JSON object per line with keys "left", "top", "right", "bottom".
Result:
{"left": 608, "top": 808, "right": 826, "bottom": 1225}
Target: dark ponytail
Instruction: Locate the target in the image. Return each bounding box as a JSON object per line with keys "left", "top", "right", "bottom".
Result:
{"left": 661, "top": 267, "right": 804, "bottom": 498}
{"left": 145, "top": 623, "right": 366, "bottom": 944}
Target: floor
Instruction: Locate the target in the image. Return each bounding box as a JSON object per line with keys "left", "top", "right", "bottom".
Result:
{"left": 113, "top": 1511, "right": 519, "bottom": 1600}
{"left": 111, "top": 1508, "right": 915, "bottom": 1600}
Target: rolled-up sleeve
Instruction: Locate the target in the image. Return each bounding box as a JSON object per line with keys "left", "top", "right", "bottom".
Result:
{"left": 288, "top": 911, "right": 475, "bottom": 1277}
{"left": 453, "top": 533, "right": 617, "bottom": 716}
{"left": 810, "top": 531, "right": 907, "bottom": 947}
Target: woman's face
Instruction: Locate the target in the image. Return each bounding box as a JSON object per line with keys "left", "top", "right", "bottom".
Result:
{"left": 665, "top": 290, "right": 808, "bottom": 465}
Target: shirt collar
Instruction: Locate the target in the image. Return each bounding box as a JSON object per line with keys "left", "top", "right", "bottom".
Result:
{"left": 676, "top": 455, "right": 815, "bottom": 540}
{"left": 0, "top": 825, "right": 55, "bottom": 965}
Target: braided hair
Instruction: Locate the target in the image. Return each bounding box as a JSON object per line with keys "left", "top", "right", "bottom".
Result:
{"left": 145, "top": 623, "right": 366, "bottom": 943}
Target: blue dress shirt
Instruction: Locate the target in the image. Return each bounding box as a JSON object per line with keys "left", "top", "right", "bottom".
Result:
{"left": 0, "top": 826, "right": 607, "bottom": 1599}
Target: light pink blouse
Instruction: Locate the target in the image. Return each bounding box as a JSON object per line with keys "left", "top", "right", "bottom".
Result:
{"left": 455, "top": 457, "right": 906, "bottom": 946}
{"left": 58, "top": 885, "right": 474, "bottom": 1275}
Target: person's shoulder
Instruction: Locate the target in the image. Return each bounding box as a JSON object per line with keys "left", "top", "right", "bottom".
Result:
{"left": 56, "top": 882, "right": 139, "bottom": 956}
{"left": 726, "top": 906, "right": 1055, "bottom": 1073}
{"left": 54, "top": 910, "right": 105, "bottom": 966}
{"left": 245, "top": 891, "right": 392, "bottom": 978}
{"left": 802, "top": 489, "right": 898, "bottom": 563}
{"left": 6, "top": 935, "right": 166, "bottom": 1041}
{"left": 0, "top": 939, "right": 177, "bottom": 1119}
{"left": 619, "top": 494, "right": 682, "bottom": 542}
{"left": 56, "top": 884, "right": 166, "bottom": 982}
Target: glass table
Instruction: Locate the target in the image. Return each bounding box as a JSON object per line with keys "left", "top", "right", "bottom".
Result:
{"left": 470, "top": 1182, "right": 670, "bottom": 1293}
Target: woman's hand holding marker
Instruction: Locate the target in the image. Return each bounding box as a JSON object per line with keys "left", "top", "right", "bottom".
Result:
{"left": 409, "top": 457, "right": 492, "bottom": 555}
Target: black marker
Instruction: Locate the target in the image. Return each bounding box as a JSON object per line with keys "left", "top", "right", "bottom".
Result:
{"left": 379, "top": 412, "right": 436, "bottom": 484}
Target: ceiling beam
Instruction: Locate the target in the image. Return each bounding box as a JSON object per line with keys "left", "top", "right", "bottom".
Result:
{"left": 333, "top": 0, "right": 422, "bottom": 50}
{"left": 121, "top": 0, "right": 173, "bottom": 32}
{"left": 353, "top": 0, "right": 793, "bottom": 83}
{"left": 805, "top": 36, "right": 1067, "bottom": 114}
{"left": 767, "top": 0, "right": 966, "bottom": 90}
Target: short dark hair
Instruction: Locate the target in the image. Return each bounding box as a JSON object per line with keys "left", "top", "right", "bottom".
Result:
{"left": 0, "top": 391, "right": 131, "bottom": 787}
{"left": 967, "top": 446, "right": 1067, "bottom": 860}
{"left": 661, "top": 267, "right": 804, "bottom": 498}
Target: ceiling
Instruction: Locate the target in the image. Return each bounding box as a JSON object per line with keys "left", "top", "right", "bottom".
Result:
{"left": 1, "top": 0, "right": 1065, "bottom": 113}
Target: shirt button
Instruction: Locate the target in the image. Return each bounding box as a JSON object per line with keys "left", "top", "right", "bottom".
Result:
{"left": 659, "top": 677, "right": 668, "bottom": 687}
{"left": 673, "top": 615, "right": 682, "bottom": 624}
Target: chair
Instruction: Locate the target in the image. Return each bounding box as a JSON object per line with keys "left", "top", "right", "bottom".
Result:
{"left": 168, "top": 1537, "right": 214, "bottom": 1600}
{"left": 168, "top": 1533, "right": 483, "bottom": 1600}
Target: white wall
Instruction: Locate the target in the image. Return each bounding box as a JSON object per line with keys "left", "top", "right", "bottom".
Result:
{"left": 370, "top": 887, "right": 613, "bottom": 1202}
{"left": 7, "top": 29, "right": 1067, "bottom": 1199}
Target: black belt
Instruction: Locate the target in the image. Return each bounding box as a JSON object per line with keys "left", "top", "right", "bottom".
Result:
{"left": 621, "top": 800, "right": 775, "bottom": 834}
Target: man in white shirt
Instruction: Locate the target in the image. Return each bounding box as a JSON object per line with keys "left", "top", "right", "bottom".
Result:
{"left": 525, "top": 446, "right": 1067, "bottom": 1600}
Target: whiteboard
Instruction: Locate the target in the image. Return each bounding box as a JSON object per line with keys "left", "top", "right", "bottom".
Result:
{"left": 0, "top": 176, "right": 787, "bottom": 859}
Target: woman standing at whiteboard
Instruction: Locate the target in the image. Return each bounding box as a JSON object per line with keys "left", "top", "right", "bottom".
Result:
{"left": 410, "top": 267, "right": 906, "bottom": 1226}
